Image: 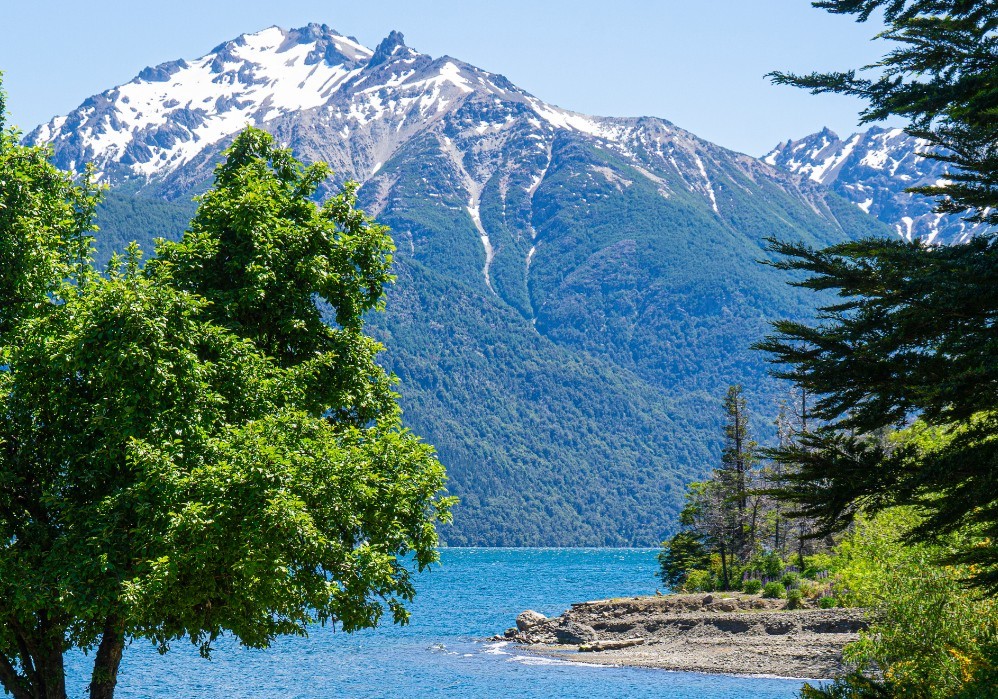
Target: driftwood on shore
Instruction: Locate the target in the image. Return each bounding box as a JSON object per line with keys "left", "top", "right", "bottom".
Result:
{"left": 494, "top": 593, "right": 868, "bottom": 679}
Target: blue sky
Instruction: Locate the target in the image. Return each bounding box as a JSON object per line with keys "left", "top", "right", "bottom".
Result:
{"left": 0, "top": 1, "right": 892, "bottom": 156}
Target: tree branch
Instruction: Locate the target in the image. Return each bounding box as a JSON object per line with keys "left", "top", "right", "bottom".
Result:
{"left": 8, "top": 616, "right": 41, "bottom": 694}
{"left": 0, "top": 651, "right": 32, "bottom": 699}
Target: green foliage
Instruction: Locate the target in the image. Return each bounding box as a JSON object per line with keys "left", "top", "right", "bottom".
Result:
{"left": 683, "top": 569, "right": 716, "bottom": 593}
{"left": 658, "top": 531, "right": 711, "bottom": 590}
{"left": 656, "top": 386, "right": 833, "bottom": 589}
{"left": 719, "top": 385, "right": 758, "bottom": 559}
{"left": 0, "top": 92, "right": 100, "bottom": 342}
{"left": 91, "top": 182, "right": 196, "bottom": 268}
{"left": 763, "top": 582, "right": 787, "bottom": 599}
{"left": 375, "top": 259, "right": 707, "bottom": 546}
{"left": 758, "top": 237, "right": 998, "bottom": 590}
{"left": 363, "top": 122, "right": 887, "bottom": 545}
{"left": 86, "top": 112, "right": 891, "bottom": 547}
{"left": 770, "top": 1, "right": 998, "bottom": 226}
{"left": 0, "top": 119, "right": 452, "bottom": 699}
{"left": 786, "top": 588, "right": 804, "bottom": 609}
{"left": 743, "top": 579, "right": 763, "bottom": 594}
{"left": 840, "top": 512, "right": 998, "bottom": 699}
{"left": 769, "top": 5, "right": 998, "bottom": 697}
{"left": 759, "top": 551, "right": 786, "bottom": 579}
{"left": 782, "top": 572, "right": 802, "bottom": 589}
{"left": 760, "top": 0, "right": 998, "bottom": 594}
{"left": 518, "top": 135, "right": 884, "bottom": 405}
{"left": 819, "top": 597, "right": 838, "bottom": 610}
{"left": 802, "top": 510, "right": 998, "bottom": 699}
{"left": 804, "top": 554, "right": 835, "bottom": 580}
{"left": 92, "top": 192, "right": 710, "bottom": 546}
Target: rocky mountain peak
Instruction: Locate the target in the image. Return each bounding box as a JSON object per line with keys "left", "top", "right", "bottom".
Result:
{"left": 766, "top": 126, "right": 990, "bottom": 244}
{"left": 368, "top": 30, "right": 411, "bottom": 67}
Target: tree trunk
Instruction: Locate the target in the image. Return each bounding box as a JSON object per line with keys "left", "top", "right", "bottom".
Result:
{"left": 38, "top": 612, "right": 67, "bottom": 699}
{"left": 797, "top": 521, "right": 807, "bottom": 571}
{"left": 774, "top": 514, "right": 781, "bottom": 553}
{"left": 0, "top": 614, "right": 68, "bottom": 699}
{"left": 89, "top": 616, "right": 125, "bottom": 699}
{"left": 718, "top": 540, "right": 730, "bottom": 591}
{"left": 39, "top": 639, "right": 67, "bottom": 699}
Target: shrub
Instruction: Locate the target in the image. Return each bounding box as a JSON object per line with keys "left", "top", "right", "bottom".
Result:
{"left": 786, "top": 588, "right": 804, "bottom": 609}
{"left": 819, "top": 596, "right": 838, "bottom": 609}
{"left": 742, "top": 579, "right": 762, "bottom": 594}
{"left": 761, "top": 552, "right": 784, "bottom": 578}
{"left": 683, "top": 569, "right": 715, "bottom": 593}
{"left": 781, "top": 572, "right": 801, "bottom": 589}
{"left": 803, "top": 553, "right": 836, "bottom": 580}
{"left": 762, "top": 581, "right": 786, "bottom": 599}
{"left": 658, "top": 531, "right": 710, "bottom": 589}
{"left": 799, "top": 579, "right": 821, "bottom": 599}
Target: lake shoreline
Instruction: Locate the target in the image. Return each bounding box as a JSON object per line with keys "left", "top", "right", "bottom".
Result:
{"left": 495, "top": 593, "right": 867, "bottom": 680}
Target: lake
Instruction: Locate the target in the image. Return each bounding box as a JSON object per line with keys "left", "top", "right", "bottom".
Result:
{"left": 67, "top": 548, "right": 811, "bottom": 698}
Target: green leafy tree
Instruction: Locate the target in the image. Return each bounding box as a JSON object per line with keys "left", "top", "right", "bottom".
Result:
{"left": 801, "top": 508, "right": 998, "bottom": 699}
{"left": 0, "top": 86, "right": 452, "bottom": 699}
{"left": 661, "top": 477, "right": 740, "bottom": 591}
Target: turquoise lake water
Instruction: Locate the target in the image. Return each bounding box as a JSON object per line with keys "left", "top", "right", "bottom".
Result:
{"left": 67, "top": 548, "right": 813, "bottom": 698}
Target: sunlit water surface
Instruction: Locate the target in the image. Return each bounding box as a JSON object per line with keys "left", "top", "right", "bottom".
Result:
{"left": 67, "top": 548, "right": 813, "bottom": 698}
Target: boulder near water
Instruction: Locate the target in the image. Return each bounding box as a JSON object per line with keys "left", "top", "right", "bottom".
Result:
{"left": 516, "top": 610, "right": 548, "bottom": 631}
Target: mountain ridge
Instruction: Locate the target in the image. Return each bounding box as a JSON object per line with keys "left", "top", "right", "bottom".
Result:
{"left": 765, "top": 125, "right": 990, "bottom": 245}
{"left": 24, "top": 24, "right": 894, "bottom": 545}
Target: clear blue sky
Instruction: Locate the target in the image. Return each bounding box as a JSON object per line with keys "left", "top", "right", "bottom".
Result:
{"left": 0, "top": 1, "right": 893, "bottom": 156}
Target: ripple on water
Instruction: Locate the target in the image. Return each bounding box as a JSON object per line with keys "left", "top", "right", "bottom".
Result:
{"left": 65, "top": 549, "right": 814, "bottom": 698}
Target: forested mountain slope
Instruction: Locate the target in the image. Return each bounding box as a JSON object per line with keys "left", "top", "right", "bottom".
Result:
{"left": 26, "top": 24, "right": 891, "bottom": 545}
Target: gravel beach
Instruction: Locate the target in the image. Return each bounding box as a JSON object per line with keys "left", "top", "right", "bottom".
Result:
{"left": 496, "top": 593, "right": 868, "bottom": 679}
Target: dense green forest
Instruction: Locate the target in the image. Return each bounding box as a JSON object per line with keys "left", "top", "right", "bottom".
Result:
{"left": 88, "top": 174, "right": 884, "bottom": 545}
{"left": 87, "top": 147, "right": 891, "bottom": 545}
{"left": 91, "top": 183, "right": 196, "bottom": 268}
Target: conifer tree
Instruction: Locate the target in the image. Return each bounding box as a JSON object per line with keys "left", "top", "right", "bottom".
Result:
{"left": 719, "top": 386, "right": 758, "bottom": 559}
{"left": 760, "top": 0, "right": 998, "bottom": 592}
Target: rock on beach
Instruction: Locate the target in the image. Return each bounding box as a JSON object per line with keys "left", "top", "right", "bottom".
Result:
{"left": 496, "top": 592, "right": 867, "bottom": 679}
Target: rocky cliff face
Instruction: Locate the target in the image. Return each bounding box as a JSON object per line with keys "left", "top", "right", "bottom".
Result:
{"left": 765, "top": 126, "right": 989, "bottom": 245}
{"left": 25, "top": 25, "right": 892, "bottom": 546}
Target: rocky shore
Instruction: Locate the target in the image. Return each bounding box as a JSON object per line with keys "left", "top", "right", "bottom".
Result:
{"left": 493, "top": 593, "right": 868, "bottom": 679}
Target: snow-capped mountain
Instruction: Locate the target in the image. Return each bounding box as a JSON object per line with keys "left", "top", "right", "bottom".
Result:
{"left": 27, "top": 24, "right": 876, "bottom": 302}
{"left": 765, "top": 126, "right": 990, "bottom": 245}
{"left": 31, "top": 24, "right": 654, "bottom": 184}
{"left": 25, "top": 25, "right": 892, "bottom": 547}
{"left": 32, "top": 24, "right": 830, "bottom": 215}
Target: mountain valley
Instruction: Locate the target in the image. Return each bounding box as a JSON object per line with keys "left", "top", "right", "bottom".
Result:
{"left": 26, "top": 24, "right": 896, "bottom": 545}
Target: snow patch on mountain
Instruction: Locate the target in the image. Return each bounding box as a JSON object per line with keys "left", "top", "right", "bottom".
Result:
{"left": 693, "top": 153, "right": 720, "bottom": 215}
{"left": 766, "top": 127, "right": 991, "bottom": 245}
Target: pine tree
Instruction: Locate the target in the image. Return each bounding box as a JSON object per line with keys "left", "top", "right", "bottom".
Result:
{"left": 770, "top": 0, "right": 998, "bottom": 226}
{"left": 759, "top": 0, "right": 998, "bottom": 591}
{"left": 719, "top": 386, "right": 758, "bottom": 560}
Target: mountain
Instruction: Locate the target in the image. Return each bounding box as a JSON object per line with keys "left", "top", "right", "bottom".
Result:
{"left": 25, "top": 24, "right": 891, "bottom": 545}
{"left": 765, "top": 126, "right": 990, "bottom": 245}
